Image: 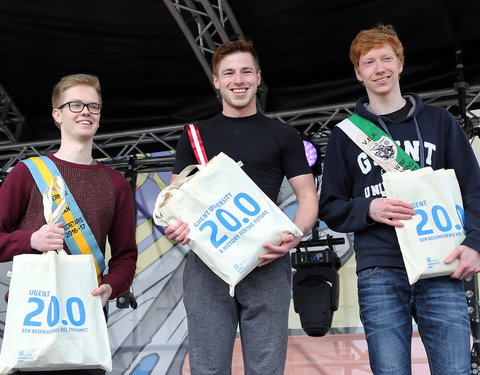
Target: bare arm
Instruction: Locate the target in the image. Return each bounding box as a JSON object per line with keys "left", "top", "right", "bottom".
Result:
{"left": 259, "top": 173, "right": 318, "bottom": 267}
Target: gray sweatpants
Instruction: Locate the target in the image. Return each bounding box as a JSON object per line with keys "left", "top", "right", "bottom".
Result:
{"left": 183, "top": 252, "right": 292, "bottom": 375}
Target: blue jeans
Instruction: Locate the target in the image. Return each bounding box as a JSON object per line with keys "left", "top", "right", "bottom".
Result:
{"left": 357, "top": 267, "right": 470, "bottom": 375}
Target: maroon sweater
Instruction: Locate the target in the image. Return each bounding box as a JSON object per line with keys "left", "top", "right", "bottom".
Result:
{"left": 0, "top": 154, "right": 138, "bottom": 299}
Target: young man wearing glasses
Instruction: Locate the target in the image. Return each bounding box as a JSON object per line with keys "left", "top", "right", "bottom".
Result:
{"left": 0, "top": 74, "right": 138, "bottom": 374}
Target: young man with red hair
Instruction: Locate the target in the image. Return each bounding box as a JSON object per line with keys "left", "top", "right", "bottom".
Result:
{"left": 320, "top": 25, "right": 480, "bottom": 374}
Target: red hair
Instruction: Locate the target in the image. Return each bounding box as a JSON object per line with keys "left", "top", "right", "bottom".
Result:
{"left": 349, "top": 24, "right": 404, "bottom": 67}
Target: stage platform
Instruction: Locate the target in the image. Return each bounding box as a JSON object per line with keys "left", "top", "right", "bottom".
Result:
{"left": 183, "top": 331, "right": 430, "bottom": 374}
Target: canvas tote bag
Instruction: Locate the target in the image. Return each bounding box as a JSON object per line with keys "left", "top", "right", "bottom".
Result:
{"left": 0, "top": 176, "right": 112, "bottom": 373}
{"left": 382, "top": 167, "right": 464, "bottom": 284}
{"left": 153, "top": 152, "right": 303, "bottom": 296}
{"left": 338, "top": 114, "right": 464, "bottom": 284}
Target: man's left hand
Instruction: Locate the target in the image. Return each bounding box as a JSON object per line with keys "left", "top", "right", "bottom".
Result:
{"left": 444, "top": 245, "right": 480, "bottom": 279}
{"left": 258, "top": 233, "right": 301, "bottom": 267}
{"left": 92, "top": 283, "right": 113, "bottom": 307}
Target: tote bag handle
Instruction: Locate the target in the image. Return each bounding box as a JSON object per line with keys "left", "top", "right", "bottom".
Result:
{"left": 43, "top": 175, "right": 67, "bottom": 225}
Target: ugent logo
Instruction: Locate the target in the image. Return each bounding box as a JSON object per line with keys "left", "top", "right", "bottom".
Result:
{"left": 426, "top": 257, "right": 441, "bottom": 269}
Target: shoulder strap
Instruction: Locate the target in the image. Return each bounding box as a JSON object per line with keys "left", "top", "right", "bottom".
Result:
{"left": 337, "top": 113, "right": 420, "bottom": 172}
{"left": 21, "top": 156, "right": 106, "bottom": 278}
{"left": 185, "top": 123, "right": 208, "bottom": 165}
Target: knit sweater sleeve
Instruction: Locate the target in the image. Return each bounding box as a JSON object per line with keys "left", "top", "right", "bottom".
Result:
{"left": 0, "top": 162, "right": 38, "bottom": 261}
{"left": 101, "top": 168, "right": 138, "bottom": 299}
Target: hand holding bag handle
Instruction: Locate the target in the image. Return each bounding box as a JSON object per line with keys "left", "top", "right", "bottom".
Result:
{"left": 43, "top": 175, "right": 66, "bottom": 226}
{"left": 0, "top": 175, "right": 113, "bottom": 373}
{"left": 42, "top": 175, "right": 69, "bottom": 258}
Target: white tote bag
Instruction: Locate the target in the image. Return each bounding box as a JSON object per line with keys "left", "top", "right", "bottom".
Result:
{"left": 153, "top": 152, "right": 303, "bottom": 296}
{"left": 382, "top": 167, "right": 465, "bottom": 284}
{"left": 0, "top": 176, "right": 112, "bottom": 374}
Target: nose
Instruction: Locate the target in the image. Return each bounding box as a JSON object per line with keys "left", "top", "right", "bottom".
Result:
{"left": 232, "top": 71, "right": 243, "bottom": 84}
{"left": 374, "top": 60, "right": 386, "bottom": 73}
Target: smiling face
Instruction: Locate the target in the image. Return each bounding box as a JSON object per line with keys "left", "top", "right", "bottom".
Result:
{"left": 354, "top": 44, "right": 403, "bottom": 99}
{"left": 52, "top": 85, "right": 101, "bottom": 141}
{"left": 213, "top": 52, "right": 261, "bottom": 117}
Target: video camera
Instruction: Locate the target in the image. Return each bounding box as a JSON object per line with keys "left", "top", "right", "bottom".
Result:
{"left": 291, "top": 235, "right": 344, "bottom": 337}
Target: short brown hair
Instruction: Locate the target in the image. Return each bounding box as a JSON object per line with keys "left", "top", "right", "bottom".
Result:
{"left": 212, "top": 40, "right": 260, "bottom": 76}
{"left": 349, "top": 24, "right": 404, "bottom": 67}
{"left": 52, "top": 73, "right": 102, "bottom": 109}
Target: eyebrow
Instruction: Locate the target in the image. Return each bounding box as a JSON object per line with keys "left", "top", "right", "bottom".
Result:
{"left": 66, "top": 99, "right": 101, "bottom": 103}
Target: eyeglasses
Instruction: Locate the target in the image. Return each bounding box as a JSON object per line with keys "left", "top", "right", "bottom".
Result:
{"left": 57, "top": 101, "right": 102, "bottom": 114}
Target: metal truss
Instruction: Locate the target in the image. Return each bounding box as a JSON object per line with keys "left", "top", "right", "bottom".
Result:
{"left": 269, "top": 85, "right": 480, "bottom": 153}
{"left": 162, "top": 0, "right": 268, "bottom": 111}
{"left": 0, "top": 82, "right": 25, "bottom": 145}
{"left": 0, "top": 122, "right": 185, "bottom": 173}
{"left": 3, "top": 0, "right": 479, "bottom": 174}
{"left": 0, "top": 85, "right": 479, "bottom": 174}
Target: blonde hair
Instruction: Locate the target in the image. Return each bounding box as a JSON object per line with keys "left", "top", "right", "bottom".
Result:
{"left": 52, "top": 73, "right": 101, "bottom": 109}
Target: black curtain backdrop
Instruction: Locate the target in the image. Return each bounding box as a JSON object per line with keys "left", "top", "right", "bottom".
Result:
{"left": 0, "top": 0, "right": 479, "bottom": 145}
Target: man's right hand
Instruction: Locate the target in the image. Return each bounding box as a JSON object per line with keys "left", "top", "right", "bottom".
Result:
{"left": 368, "top": 198, "right": 415, "bottom": 227}
{"left": 165, "top": 221, "right": 190, "bottom": 245}
{"left": 30, "top": 222, "right": 65, "bottom": 252}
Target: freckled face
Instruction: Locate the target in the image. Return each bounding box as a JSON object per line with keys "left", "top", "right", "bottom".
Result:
{"left": 355, "top": 44, "right": 403, "bottom": 97}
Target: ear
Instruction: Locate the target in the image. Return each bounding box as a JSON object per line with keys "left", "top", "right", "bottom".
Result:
{"left": 52, "top": 108, "right": 62, "bottom": 125}
{"left": 354, "top": 67, "right": 363, "bottom": 83}
{"left": 256, "top": 70, "right": 261, "bottom": 86}
{"left": 213, "top": 74, "right": 220, "bottom": 90}
{"left": 398, "top": 62, "right": 404, "bottom": 75}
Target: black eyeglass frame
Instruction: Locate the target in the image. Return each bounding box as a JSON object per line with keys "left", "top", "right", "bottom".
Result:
{"left": 57, "top": 101, "right": 103, "bottom": 114}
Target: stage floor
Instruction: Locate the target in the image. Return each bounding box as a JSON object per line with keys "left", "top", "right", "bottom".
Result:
{"left": 182, "top": 256, "right": 434, "bottom": 374}
{"left": 183, "top": 331, "right": 430, "bottom": 374}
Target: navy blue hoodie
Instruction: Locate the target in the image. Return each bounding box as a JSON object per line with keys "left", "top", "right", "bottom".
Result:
{"left": 319, "top": 93, "right": 480, "bottom": 272}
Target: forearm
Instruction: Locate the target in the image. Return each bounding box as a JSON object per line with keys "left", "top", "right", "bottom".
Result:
{"left": 102, "top": 259, "right": 136, "bottom": 299}
{"left": 293, "top": 194, "right": 318, "bottom": 237}
{"left": 0, "top": 230, "right": 36, "bottom": 262}
{"left": 319, "top": 195, "right": 375, "bottom": 233}
{"left": 105, "top": 227, "right": 137, "bottom": 298}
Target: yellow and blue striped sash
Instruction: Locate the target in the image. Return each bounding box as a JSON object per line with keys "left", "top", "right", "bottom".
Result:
{"left": 22, "top": 156, "right": 106, "bottom": 280}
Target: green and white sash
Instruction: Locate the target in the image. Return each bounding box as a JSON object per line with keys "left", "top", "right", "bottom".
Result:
{"left": 337, "top": 113, "right": 420, "bottom": 172}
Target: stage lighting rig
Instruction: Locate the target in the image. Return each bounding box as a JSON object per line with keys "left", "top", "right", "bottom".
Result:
{"left": 291, "top": 235, "right": 344, "bottom": 337}
{"left": 449, "top": 105, "right": 476, "bottom": 138}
